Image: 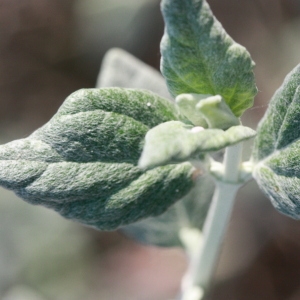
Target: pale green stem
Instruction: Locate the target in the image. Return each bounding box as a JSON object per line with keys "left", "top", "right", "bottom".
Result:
{"left": 178, "top": 143, "right": 243, "bottom": 300}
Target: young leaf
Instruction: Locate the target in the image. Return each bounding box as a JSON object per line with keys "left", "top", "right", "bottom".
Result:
{"left": 176, "top": 94, "right": 240, "bottom": 129}
{"left": 160, "top": 0, "right": 257, "bottom": 117}
{"left": 252, "top": 64, "right": 300, "bottom": 219}
{"left": 175, "top": 93, "right": 211, "bottom": 127}
{"left": 122, "top": 172, "right": 215, "bottom": 248}
{"left": 196, "top": 95, "right": 240, "bottom": 129}
{"left": 0, "top": 88, "right": 196, "bottom": 230}
{"left": 139, "top": 121, "right": 256, "bottom": 169}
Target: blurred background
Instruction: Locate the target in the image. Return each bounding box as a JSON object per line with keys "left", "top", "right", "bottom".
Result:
{"left": 1, "top": 0, "right": 300, "bottom": 299}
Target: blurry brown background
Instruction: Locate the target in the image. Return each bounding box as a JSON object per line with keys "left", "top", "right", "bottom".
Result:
{"left": 1, "top": 0, "right": 300, "bottom": 299}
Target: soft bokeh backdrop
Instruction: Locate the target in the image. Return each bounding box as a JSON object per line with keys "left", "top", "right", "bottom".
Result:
{"left": 1, "top": 0, "right": 300, "bottom": 299}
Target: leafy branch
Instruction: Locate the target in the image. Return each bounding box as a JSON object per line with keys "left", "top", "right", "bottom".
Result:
{"left": 0, "top": 0, "right": 299, "bottom": 299}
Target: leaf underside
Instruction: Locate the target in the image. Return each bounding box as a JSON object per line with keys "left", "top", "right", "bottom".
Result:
{"left": 139, "top": 121, "right": 256, "bottom": 170}
{"left": 97, "top": 48, "right": 172, "bottom": 101}
{"left": 122, "top": 171, "right": 215, "bottom": 247}
{"left": 252, "top": 64, "right": 300, "bottom": 219}
{"left": 0, "top": 88, "right": 196, "bottom": 230}
{"left": 160, "top": 0, "right": 257, "bottom": 117}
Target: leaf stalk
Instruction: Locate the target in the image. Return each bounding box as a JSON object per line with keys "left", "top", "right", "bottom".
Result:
{"left": 179, "top": 143, "right": 243, "bottom": 300}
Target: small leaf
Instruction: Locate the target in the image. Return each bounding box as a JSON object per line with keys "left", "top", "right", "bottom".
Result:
{"left": 160, "top": 0, "right": 257, "bottom": 117}
{"left": 176, "top": 94, "right": 240, "bottom": 129}
{"left": 139, "top": 121, "right": 256, "bottom": 169}
{"left": 252, "top": 64, "right": 300, "bottom": 219}
{"left": 176, "top": 93, "right": 211, "bottom": 127}
{"left": 122, "top": 171, "right": 215, "bottom": 247}
{"left": 0, "top": 88, "right": 196, "bottom": 230}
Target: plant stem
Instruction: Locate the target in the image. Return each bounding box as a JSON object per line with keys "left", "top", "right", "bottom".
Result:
{"left": 223, "top": 143, "right": 243, "bottom": 182}
{"left": 179, "top": 143, "right": 243, "bottom": 300}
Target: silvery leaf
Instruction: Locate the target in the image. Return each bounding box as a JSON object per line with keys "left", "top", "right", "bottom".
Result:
{"left": 0, "top": 88, "right": 195, "bottom": 230}
{"left": 139, "top": 121, "right": 256, "bottom": 169}
{"left": 160, "top": 0, "right": 257, "bottom": 117}
{"left": 252, "top": 64, "right": 300, "bottom": 219}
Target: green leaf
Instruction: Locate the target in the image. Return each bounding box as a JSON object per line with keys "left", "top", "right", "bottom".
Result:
{"left": 176, "top": 94, "right": 240, "bottom": 129}
{"left": 0, "top": 88, "right": 196, "bottom": 230}
{"left": 160, "top": 0, "right": 257, "bottom": 117}
{"left": 122, "top": 171, "right": 215, "bottom": 247}
{"left": 139, "top": 121, "right": 256, "bottom": 169}
{"left": 252, "top": 64, "right": 300, "bottom": 219}
{"left": 175, "top": 93, "right": 211, "bottom": 127}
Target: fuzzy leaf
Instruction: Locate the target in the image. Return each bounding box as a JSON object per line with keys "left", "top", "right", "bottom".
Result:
{"left": 139, "top": 121, "right": 256, "bottom": 169}
{"left": 176, "top": 94, "right": 240, "bottom": 129}
{"left": 160, "top": 0, "right": 257, "bottom": 117}
{"left": 0, "top": 88, "right": 196, "bottom": 230}
{"left": 252, "top": 64, "right": 300, "bottom": 219}
{"left": 175, "top": 93, "right": 211, "bottom": 127}
{"left": 122, "top": 171, "right": 214, "bottom": 247}
{"left": 97, "top": 48, "right": 172, "bottom": 100}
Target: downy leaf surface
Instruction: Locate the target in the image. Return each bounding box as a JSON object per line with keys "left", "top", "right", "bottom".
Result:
{"left": 160, "top": 0, "right": 257, "bottom": 117}
{"left": 97, "top": 48, "right": 172, "bottom": 100}
{"left": 252, "top": 64, "right": 300, "bottom": 219}
{"left": 0, "top": 88, "right": 196, "bottom": 230}
{"left": 139, "top": 121, "right": 256, "bottom": 170}
{"left": 123, "top": 171, "right": 214, "bottom": 247}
